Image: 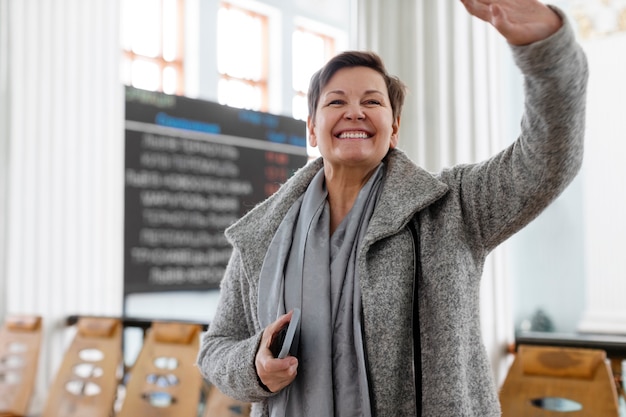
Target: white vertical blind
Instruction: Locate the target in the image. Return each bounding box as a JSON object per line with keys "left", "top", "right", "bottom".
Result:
{"left": 356, "top": 0, "right": 513, "bottom": 383}
{"left": 4, "top": 0, "right": 124, "bottom": 409}
{"left": 0, "top": 0, "right": 9, "bottom": 328}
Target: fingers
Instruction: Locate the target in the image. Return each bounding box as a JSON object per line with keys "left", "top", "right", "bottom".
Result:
{"left": 459, "top": 0, "right": 493, "bottom": 22}
{"left": 255, "top": 310, "right": 298, "bottom": 392}
{"left": 460, "top": 0, "right": 562, "bottom": 45}
{"left": 262, "top": 310, "right": 293, "bottom": 351}
{"left": 489, "top": 3, "right": 505, "bottom": 30}
{"left": 255, "top": 349, "right": 298, "bottom": 392}
{"left": 460, "top": 0, "right": 505, "bottom": 27}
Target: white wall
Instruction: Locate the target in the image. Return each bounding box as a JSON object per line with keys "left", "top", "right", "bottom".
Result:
{"left": 578, "top": 32, "right": 626, "bottom": 334}
{"left": 506, "top": 4, "right": 626, "bottom": 335}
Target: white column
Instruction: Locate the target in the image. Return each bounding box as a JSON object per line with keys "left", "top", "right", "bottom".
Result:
{"left": 4, "top": 0, "right": 124, "bottom": 410}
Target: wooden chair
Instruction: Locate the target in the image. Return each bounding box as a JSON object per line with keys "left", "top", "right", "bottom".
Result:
{"left": 499, "top": 344, "right": 620, "bottom": 417}
{"left": 0, "top": 315, "right": 43, "bottom": 417}
{"left": 42, "top": 317, "right": 122, "bottom": 417}
{"left": 117, "top": 321, "right": 203, "bottom": 417}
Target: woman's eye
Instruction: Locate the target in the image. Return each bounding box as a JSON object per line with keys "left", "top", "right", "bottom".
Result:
{"left": 364, "top": 100, "right": 381, "bottom": 106}
{"left": 329, "top": 100, "right": 344, "bottom": 105}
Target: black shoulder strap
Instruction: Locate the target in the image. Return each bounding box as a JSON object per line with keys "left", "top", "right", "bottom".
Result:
{"left": 407, "top": 219, "right": 422, "bottom": 417}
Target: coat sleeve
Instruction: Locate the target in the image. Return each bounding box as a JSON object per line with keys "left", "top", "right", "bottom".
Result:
{"left": 453, "top": 7, "right": 588, "bottom": 252}
{"left": 196, "top": 248, "right": 274, "bottom": 403}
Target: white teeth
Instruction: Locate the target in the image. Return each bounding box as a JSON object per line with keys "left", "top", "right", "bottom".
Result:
{"left": 338, "top": 131, "right": 369, "bottom": 139}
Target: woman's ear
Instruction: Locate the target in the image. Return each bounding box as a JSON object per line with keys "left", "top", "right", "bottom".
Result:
{"left": 389, "top": 116, "right": 400, "bottom": 149}
{"left": 307, "top": 115, "right": 317, "bottom": 147}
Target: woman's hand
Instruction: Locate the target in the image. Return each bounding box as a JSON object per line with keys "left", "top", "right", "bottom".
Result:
{"left": 460, "top": 0, "right": 562, "bottom": 45}
{"left": 255, "top": 310, "right": 298, "bottom": 393}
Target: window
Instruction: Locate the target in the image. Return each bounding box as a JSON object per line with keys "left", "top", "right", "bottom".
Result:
{"left": 217, "top": 3, "right": 269, "bottom": 111}
{"left": 291, "top": 27, "right": 335, "bottom": 121}
{"left": 121, "top": 0, "right": 185, "bottom": 95}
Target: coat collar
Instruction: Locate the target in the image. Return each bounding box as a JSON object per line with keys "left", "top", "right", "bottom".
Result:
{"left": 366, "top": 148, "right": 449, "bottom": 242}
{"left": 226, "top": 148, "right": 449, "bottom": 271}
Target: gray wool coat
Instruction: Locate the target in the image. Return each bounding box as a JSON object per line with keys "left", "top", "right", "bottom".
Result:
{"left": 196, "top": 12, "right": 588, "bottom": 417}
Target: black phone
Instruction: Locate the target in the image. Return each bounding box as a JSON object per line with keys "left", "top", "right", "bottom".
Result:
{"left": 269, "top": 308, "right": 301, "bottom": 359}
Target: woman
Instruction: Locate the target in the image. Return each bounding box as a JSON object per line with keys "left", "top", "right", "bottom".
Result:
{"left": 197, "top": 1, "right": 588, "bottom": 416}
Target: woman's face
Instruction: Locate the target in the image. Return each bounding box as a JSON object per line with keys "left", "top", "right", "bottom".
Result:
{"left": 307, "top": 66, "right": 399, "bottom": 176}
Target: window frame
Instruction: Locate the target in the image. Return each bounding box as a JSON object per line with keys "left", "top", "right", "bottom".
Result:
{"left": 217, "top": 2, "right": 270, "bottom": 112}
{"left": 291, "top": 25, "right": 336, "bottom": 121}
{"left": 121, "top": 0, "right": 186, "bottom": 95}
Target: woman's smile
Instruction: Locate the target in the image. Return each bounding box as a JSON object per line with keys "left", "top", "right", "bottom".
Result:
{"left": 335, "top": 130, "right": 373, "bottom": 139}
{"left": 307, "top": 66, "right": 399, "bottom": 174}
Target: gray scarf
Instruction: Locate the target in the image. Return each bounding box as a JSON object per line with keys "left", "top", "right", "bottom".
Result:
{"left": 258, "top": 163, "right": 384, "bottom": 417}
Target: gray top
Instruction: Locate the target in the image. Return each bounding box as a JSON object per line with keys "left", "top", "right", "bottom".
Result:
{"left": 196, "top": 9, "right": 588, "bottom": 417}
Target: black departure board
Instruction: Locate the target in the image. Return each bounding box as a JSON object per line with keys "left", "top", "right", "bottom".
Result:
{"left": 124, "top": 87, "right": 308, "bottom": 294}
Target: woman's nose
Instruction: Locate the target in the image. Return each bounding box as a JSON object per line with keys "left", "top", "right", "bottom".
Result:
{"left": 344, "top": 104, "right": 365, "bottom": 120}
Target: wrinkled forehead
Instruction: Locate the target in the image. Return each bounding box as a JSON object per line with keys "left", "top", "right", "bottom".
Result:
{"left": 319, "top": 67, "right": 389, "bottom": 99}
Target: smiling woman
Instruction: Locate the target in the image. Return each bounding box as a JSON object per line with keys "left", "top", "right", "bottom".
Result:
{"left": 196, "top": 3, "right": 590, "bottom": 416}
{"left": 305, "top": 52, "right": 405, "bottom": 203}
{"left": 307, "top": 64, "right": 401, "bottom": 222}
